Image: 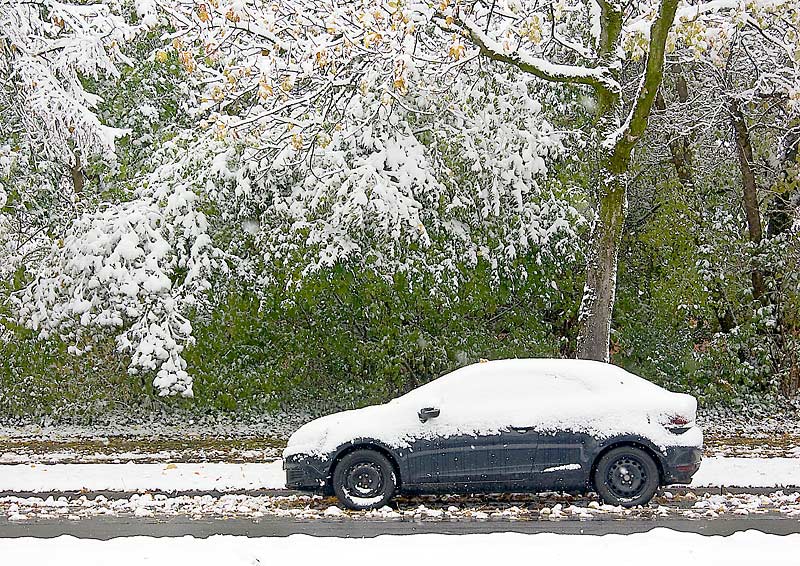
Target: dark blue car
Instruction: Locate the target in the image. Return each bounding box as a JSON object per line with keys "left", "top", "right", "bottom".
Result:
{"left": 284, "top": 359, "right": 703, "bottom": 509}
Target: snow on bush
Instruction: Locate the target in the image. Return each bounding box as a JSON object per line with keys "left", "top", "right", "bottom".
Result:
{"left": 15, "top": 148, "right": 216, "bottom": 396}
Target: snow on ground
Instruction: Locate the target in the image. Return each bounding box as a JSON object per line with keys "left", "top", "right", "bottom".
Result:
{"left": 0, "top": 461, "right": 286, "bottom": 492}
{"left": 3, "top": 490, "right": 800, "bottom": 522}
{"left": 692, "top": 457, "right": 800, "bottom": 488}
{"left": 1, "top": 530, "right": 798, "bottom": 566}
{"left": 0, "top": 411, "right": 312, "bottom": 442}
{"left": 0, "top": 457, "right": 797, "bottom": 493}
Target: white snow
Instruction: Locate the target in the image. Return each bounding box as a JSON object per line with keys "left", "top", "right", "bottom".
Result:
{"left": 542, "top": 463, "right": 582, "bottom": 472}
{"left": 0, "top": 456, "right": 797, "bottom": 493}
{"left": 0, "top": 462, "right": 286, "bottom": 492}
{"left": 692, "top": 457, "right": 800, "bottom": 488}
{"left": 0, "top": 530, "right": 798, "bottom": 565}
{"left": 285, "top": 359, "right": 701, "bottom": 458}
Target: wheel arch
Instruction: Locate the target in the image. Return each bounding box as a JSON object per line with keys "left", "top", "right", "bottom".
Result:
{"left": 589, "top": 439, "right": 666, "bottom": 489}
{"left": 328, "top": 440, "right": 403, "bottom": 491}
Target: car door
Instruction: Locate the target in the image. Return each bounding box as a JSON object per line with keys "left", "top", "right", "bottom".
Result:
{"left": 403, "top": 430, "right": 503, "bottom": 487}
{"left": 399, "top": 401, "right": 539, "bottom": 490}
{"left": 531, "top": 430, "right": 592, "bottom": 491}
{"left": 497, "top": 425, "right": 540, "bottom": 490}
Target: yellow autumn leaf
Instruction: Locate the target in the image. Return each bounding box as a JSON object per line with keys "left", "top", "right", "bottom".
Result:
{"left": 197, "top": 4, "right": 210, "bottom": 23}
{"left": 317, "top": 132, "right": 331, "bottom": 148}
{"left": 179, "top": 51, "right": 196, "bottom": 73}
{"left": 448, "top": 44, "right": 465, "bottom": 60}
{"left": 259, "top": 80, "right": 274, "bottom": 98}
{"left": 393, "top": 77, "right": 407, "bottom": 94}
{"left": 364, "top": 32, "right": 382, "bottom": 48}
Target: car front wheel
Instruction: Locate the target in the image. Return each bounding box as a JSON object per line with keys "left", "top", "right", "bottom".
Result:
{"left": 593, "top": 446, "right": 660, "bottom": 507}
{"left": 332, "top": 449, "right": 397, "bottom": 510}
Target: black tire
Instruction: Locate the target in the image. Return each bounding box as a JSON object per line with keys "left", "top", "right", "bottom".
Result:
{"left": 332, "top": 449, "right": 397, "bottom": 510}
{"left": 593, "top": 446, "right": 660, "bottom": 507}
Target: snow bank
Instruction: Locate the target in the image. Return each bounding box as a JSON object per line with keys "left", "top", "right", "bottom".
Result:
{"left": 1, "top": 530, "right": 798, "bottom": 566}
{"left": 692, "top": 457, "right": 800, "bottom": 488}
{"left": 285, "top": 359, "right": 700, "bottom": 458}
{"left": 0, "top": 462, "right": 286, "bottom": 492}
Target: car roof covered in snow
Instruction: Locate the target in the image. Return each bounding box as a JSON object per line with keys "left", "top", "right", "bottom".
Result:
{"left": 398, "top": 358, "right": 664, "bottom": 403}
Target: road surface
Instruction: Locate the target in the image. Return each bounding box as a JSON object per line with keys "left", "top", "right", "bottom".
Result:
{"left": 1, "top": 514, "right": 799, "bottom": 538}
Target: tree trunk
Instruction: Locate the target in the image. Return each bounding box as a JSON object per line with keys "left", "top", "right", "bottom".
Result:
{"left": 70, "top": 153, "right": 84, "bottom": 194}
{"left": 766, "top": 128, "right": 799, "bottom": 396}
{"left": 728, "top": 98, "right": 766, "bottom": 302}
{"left": 577, "top": 176, "right": 627, "bottom": 361}
{"left": 766, "top": 128, "right": 799, "bottom": 239}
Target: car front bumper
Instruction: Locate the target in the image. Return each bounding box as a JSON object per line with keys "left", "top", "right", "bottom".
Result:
{"left": 283, "top": 454, "right": 330, "bottom": 491}
{"left": 662, "top": 445, "right": 703, "bottom": 485}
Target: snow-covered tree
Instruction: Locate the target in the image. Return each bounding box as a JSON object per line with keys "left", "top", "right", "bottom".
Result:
{"left": 1, "top": 0, "right": 138, "bottom": 282}
{"left": 148, "top": 0, "right": 688, "bottom": 362}
{"left": 0, "top": 1, "right": 214, "bottom": 396}
{"left": 0, "top": 0, "right": 149, "bottom": 180}
{"left": 643, "top": 0, "right": 800, "bottom": 393}
{"left": 9, "top": 0, "right": 800, "bottom": 398}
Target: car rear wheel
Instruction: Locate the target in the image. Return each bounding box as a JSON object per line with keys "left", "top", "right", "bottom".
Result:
{"left": 332, "top": 449, "right": 397, "bottom": 510}
{"left": 593, "top": 446, "right": 660, "bottom": 507}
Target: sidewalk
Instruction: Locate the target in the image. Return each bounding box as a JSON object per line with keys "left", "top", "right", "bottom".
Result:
{"left": 0, "top": 456, "right": 798, "bottom": 493}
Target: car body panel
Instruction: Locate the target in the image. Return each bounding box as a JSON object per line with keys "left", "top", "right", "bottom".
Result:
{"left": 284, "top": 428, "right": 703, "bottom": 495}
{"left": 395, "top": 428, "right": 539, "bottom": 489}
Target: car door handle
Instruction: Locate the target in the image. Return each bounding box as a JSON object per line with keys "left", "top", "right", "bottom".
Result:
{"left": 510, "top": 426, "right": 532, "bottom": 433}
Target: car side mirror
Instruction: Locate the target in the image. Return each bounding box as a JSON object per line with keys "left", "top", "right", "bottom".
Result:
{"left": 418, "top": 407, "right": 440, "bottom": 423}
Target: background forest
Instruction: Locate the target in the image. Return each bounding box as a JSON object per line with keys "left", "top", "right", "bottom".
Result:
{"left": 0, "top": 0, "right": 798, "bottom": 424}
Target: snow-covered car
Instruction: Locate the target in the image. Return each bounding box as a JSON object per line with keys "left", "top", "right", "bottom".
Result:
{"left": 284, "top": 359, "right": 703, "bottom": 509}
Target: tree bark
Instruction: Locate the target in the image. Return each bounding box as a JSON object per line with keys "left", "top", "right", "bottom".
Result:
{"left": 70, "top": 153, "right": 84, "bottom": 194}
{"left": 728, "top": 98, "right": 766, "bottom": 302}
{"left": 577, "top": 178, "right": 627, "bottom": 361}
{"left": 766, "top": 128, "right": 799, "bottom": 396}
{"left": 576, "top": 0, "right": 679, "bottom": 360}
{"left": 766, "top": 128, "right": 799, "bottom": 239}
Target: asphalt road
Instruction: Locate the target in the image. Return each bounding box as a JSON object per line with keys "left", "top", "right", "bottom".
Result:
{"left": 1, "top": 515, "right": 799, "bottom": 538}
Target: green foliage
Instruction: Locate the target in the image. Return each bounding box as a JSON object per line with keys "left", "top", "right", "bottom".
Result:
{"left": 185, "top": 257, "right": 581, "bottom": 414}
{"left": 613, "top": 150, "right": 800, "bottom": 406}
{"left": 0, "top": 331, "right": 152, "bottom": 423}
{"left": 0, "top": 251, "right": 582, "bottom": 423}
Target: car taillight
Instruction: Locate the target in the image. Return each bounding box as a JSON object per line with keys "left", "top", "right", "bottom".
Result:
{"left": 667, "top": 415, "right": 690, "bottom": 426}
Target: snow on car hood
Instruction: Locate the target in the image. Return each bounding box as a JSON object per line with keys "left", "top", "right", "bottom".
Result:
{"left": 284, "top": 359, "right": 702, "bottom": 459}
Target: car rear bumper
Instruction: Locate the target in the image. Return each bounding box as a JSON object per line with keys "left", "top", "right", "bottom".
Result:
{"left": 283, "top": 454, "right": 329, "bottom": 491}
{"left": 662, "top": 446, "right": 703, "bottom": 485}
